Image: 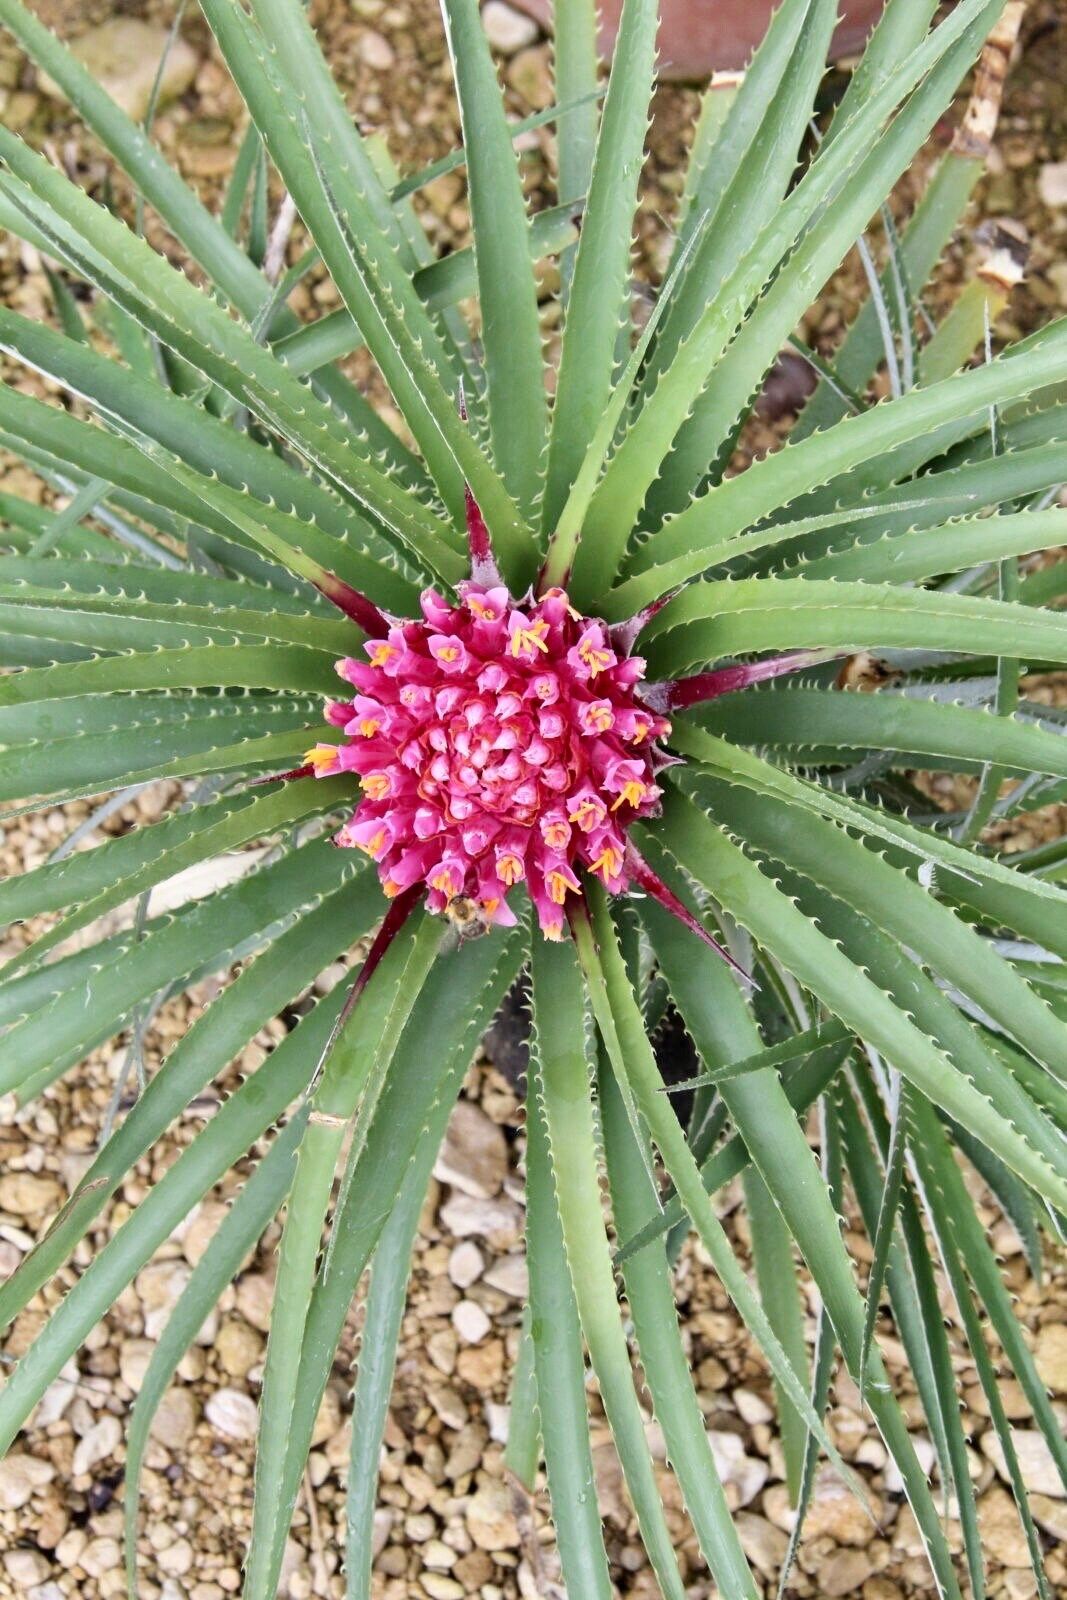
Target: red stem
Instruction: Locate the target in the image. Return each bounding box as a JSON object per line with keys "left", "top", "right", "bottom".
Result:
{"left": 338, "top": 883, "right": 422, "bottom": 1028}
{"left": 249, "top": 763, "right": 314, "bottom": 787}
{"left": 458, "top": 385, "right": 501, "bottom": 587}
{"left": 315, "top": 573, "right": 392, "bottom": 638}
{"left": 648, "top": 649, "right": 840, "bottom": 712}
{"left": 608, "top": 592, "right": 675, "bottom": 656}
{"left": 624, "top": 842, "right": 756, "bottom": 989}
{"left": 464, "top": 482, "right": 501, "bottom": 586}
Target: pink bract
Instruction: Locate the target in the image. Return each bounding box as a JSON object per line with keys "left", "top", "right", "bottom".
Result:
{"left": 305, "top": 583, "right": 671, "bottom": 938}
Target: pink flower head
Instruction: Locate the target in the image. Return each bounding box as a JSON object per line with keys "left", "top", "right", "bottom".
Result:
{"left": 308, "top": 583, "right": 670, "bottom": 938}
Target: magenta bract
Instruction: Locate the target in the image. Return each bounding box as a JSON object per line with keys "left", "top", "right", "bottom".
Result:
{"left": 306, "top": 583, "right": 671, "bottom": 938}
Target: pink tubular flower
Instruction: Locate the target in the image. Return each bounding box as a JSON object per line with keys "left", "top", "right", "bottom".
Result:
{"left": 307, "top": 582, "right": 671, "bottom": 938}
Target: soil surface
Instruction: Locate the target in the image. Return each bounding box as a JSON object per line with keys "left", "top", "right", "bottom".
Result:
{"left": 0, "top": 4, "right": 1066, "bottom": 1599}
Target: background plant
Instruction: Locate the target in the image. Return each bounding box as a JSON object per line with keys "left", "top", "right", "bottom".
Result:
{"left": 0, "top": 1, "right": 1064, "bottom": 1597}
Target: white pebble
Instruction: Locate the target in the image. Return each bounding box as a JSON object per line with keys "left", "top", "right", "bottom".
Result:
{"left": 482, "top": 0, "right": 540, "bottom": 54}
{"left": 448, "top": 1241, "right": 485, "bottom": 1289}
{"left": 452, "top": 1300, "right": 491, "bottom": 1345}
{"left": 205, "top": 1387, "right": 259, "bottom": 1442}
{"left": 72, "top": 1415, "right": 122, "bottom": 1478}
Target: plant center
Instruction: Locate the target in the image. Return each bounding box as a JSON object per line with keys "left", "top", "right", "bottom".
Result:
{"left": 307, "top": 583, "right": 672, "bottom": 938}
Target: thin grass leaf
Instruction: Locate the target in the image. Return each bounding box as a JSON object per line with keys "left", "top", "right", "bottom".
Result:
{"left": 523, "top": 1072, "right": 614, "bottom": 1600}
{"left": 859, "top": 1070, "right": 908, "bottom": 1399}
{"left": 598, "top": 1046, "right": 760, "bottom": 1598}
{"left": 742, "top": 1166, "right": 810, "bottom": 1503}
{"left": 345, "top": 1114, "right": 453, "bottom": 1597}
{"left": 542, "top": 0, "right": 658, "bottom": 533}
{"left": 552, "top": 0, "right": 598, "bottom": 298}
{"left": 440, "top": 0, "right": 548, "bottom": 518}
{"left": 775, "top": 1094, "right": 844, "bottom": 1597}
{"left": 530, "top": 935, "right": 689, "bottom": 1600}
{"left": 260, "top": 926, "right": 527, "bottom": 1598}
{"left": 245, "top": 912, "right": 441, "bottom": 1600}
{"left": 501, "top": 1313, "right": 539, "bottom": 1492}
{"left": 574, "top": 887, "right": 880, "bottom": 1531}
{"left": 125, "top": 1114, "right": 306, "bottom": 1600}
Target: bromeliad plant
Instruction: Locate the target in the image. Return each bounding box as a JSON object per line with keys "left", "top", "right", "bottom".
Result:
{"left": 0, "top": 0, "right": 1066, "bottom": 1594}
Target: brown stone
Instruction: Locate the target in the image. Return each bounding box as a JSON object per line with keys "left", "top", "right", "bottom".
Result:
{"left": 434, "top": 1102, "right": 508, "bottom": 1200}
{"left": 466, "top": 1481, "right": 520, "bottom": 1550}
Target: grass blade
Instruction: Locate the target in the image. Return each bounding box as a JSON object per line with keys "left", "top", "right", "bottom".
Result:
{"left": 531, "top": 934, "right": 688, "bottom": 1600}
{"left": 523, "top": 1071, "right": 614, "bottom": 1599}
{"left": 124, "top": 1115, "right": 307, "bottom": 1599}
{"left": 440, "top": 0, "right": 548, "bottom": 518}
{"left": 245, "top": 912, "right": 442, "bottom": 1600}
{"left": 542, "top": 0, "right": 658, "bottom": 533}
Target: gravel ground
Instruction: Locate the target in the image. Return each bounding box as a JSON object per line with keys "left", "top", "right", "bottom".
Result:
{"left": 1, "top": 3, "right": 1066, "bottom": 1598}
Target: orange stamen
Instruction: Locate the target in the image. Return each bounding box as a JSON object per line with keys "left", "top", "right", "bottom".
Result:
{"left": 304, "top": 744, "right": 339, "bottom": 773}
{"left": 578, "top": 638, "right": 613, "bottom": 675}
{"left": 496, "top": 853, "right": 524, "bottom": 887}
{"left": 360, "top": 772, "right": 391, "bottom": 800}
{"left": 590, "top": 845, "right": 623, "bottom": 882}
{"left": 510, "top": 620, "right": 550, "bottom": 658}
{"left": 611, "top": 780, "right": 647, "bottom": 812}
{"left": 547, "top": 870, "right": 576, "bottom": 906}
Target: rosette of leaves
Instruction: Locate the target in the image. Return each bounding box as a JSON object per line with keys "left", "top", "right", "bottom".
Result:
{"left": 0, "top": 0, "right": 1065, "bottom": 1596}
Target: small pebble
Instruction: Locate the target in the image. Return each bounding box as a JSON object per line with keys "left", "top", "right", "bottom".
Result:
{"left": 358, "top": 29, "right": 396, "bottom": 69}
{"left": 481, "top": 1, "right": 539, "bottom": 54}
{"left": 38, "top": 20, "right": 198, "bottom": 122}
{"left": 447, "top": 1241, "right": 485, "bottom": 1289}
{"left": 0, "top": 1454, "right": 55, "bottom": 1511}
{"left": 205, "top": 1388, "right": 259, "bottom": 1443}
{"left": 1038, "top": 163, "right": 1067, "bottom": 207}
{"left": 71, "top": 1416, "right": 121, "bottom": 1479}
{"left": 452, "top": 1300, "right": 491, "bottom": 1344}
{"left": 4, "top": 1548, "right": 51, "bottom": 1587}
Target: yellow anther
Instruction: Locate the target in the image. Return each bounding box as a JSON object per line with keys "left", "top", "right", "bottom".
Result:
{"left": 578, "top": 637, "right": 613, "bottom": 675}
{"left": 570, "top": 798, "right": 604, "bottom": 832}
{"left": 496, "top": 853, "right": 524, "bottom": 887}
{"left": 305, "top": 744, "right": 339, "bottom": 773}
{"left": 611, "top": 780, "right": 647, "bottom": 811}
{"left": 584, "top": 704, "right": 614, "bottom": 733}
{"left": 360, "top": 772, "right": 391, "bottom": 800}
{"left": 590, "top": 845, "right": 623, "bottom": 881}
{"left": 547, "top": 870, "right": 575, "bottom": 905}
{"left": 509, "top": 620, "right": 550, "bottom": 658}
